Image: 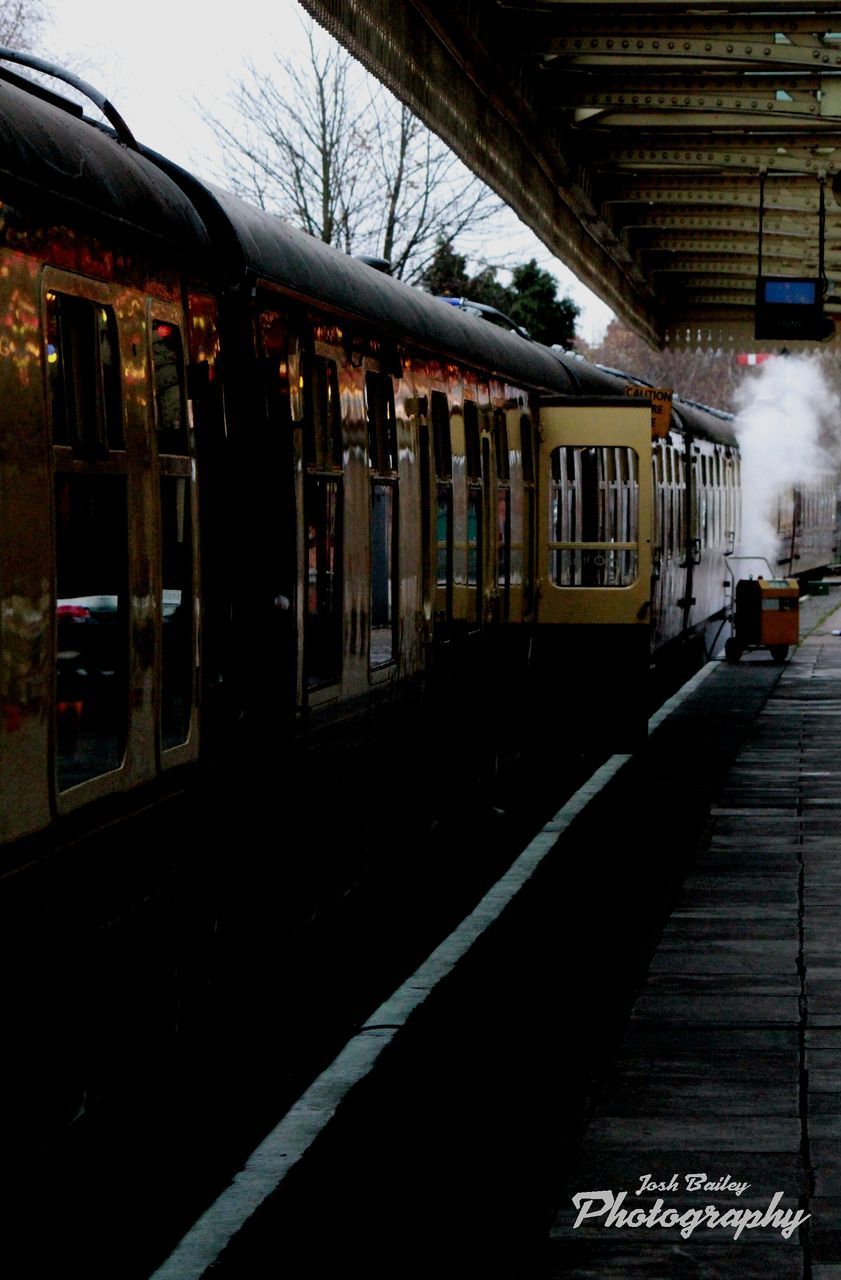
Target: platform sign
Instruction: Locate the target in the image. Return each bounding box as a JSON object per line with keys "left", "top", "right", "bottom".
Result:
{"left": 754, "top": 276, "right": 835, "bottom": 341}
{"left": 623, "top": 383, "right": 673, "bottom": 438}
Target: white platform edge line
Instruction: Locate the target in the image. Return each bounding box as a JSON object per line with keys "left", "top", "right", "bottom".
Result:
{"left": 148, "top": 660, "right": 720, "bottom": 1280}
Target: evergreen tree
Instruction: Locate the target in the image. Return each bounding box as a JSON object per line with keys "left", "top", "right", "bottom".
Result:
{"left": 503, "top": 260, "right": 578, "bottom": 347}
{"left": 419, "top": 240, "right": 579, "bottom": 347}
{"left": 417, "top": 239, "right": 470, "bottom": 296}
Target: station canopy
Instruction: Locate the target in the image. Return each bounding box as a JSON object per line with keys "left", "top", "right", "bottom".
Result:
{"left": 301, "top": 1, "right": 841, "bottom": 350}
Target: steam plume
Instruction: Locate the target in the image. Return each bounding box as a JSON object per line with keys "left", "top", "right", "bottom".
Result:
{"left": 733, "top": 355, "right": 841, "bottom": 570}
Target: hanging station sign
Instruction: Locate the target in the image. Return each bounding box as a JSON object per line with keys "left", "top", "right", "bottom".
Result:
{"left": 754, "top": 276, "right": 835, "bottom": 342}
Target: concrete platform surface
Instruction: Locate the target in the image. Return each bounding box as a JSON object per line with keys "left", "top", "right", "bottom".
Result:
{"left": 552, "top": 594, "right": 841, "bottom": 1278}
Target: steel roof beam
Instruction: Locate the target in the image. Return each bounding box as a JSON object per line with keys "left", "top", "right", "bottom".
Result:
{"left": 516, "top": 15, "right": 841, "bottom": 41}
{"left": 614, "top": 209, "right": 841, "bottom": 232}
{"left": 591, "top": 144, "right": 841, "bottom": 174}
{"left": 545, "top": 37, "right": 841, "bottom": 72}
{"left": 599, "top": 174, "right": 829, "bottom": 206}
{"left": 302, "top": 0, "right": 841, "bottom": 346}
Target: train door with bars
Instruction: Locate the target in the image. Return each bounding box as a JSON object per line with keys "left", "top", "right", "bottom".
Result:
{"left": 537, "top": 399, "right": 652, "bottom": 626}
{"left": 365, "top": 370, "right": 399, "bottom": 668}
{"left": 256, "top": 306, "right": 303, "bottom": 715}
{"left": 488, "top": 407, "right": 511, "bottom": 622}
{"left": 430, "top": 389, "right": 453, "bottom": 623}
{"left": 463, "top": 398, "right": 483, "bottom": 624}
{"left": 150, "top": 303, "right": 199, "bottom": 765}
{"left": 304, "top": 354, "right": 344, "bottom": 690}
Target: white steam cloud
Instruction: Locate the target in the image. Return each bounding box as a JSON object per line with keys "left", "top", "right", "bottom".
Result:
{"left": 733, "top": 355, "right": 841, "bottom": 569}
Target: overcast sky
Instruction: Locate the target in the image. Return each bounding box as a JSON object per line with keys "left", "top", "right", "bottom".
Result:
{"left": 43, "top": 0, "right": 614, "bottom": 341}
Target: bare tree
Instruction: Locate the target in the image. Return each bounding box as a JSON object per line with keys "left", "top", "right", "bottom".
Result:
{"left": 578, "top": 319, "right": 746, "bottom": 413}
{"left": 577, "top": 318, "right": 841, "bottom": 416}
{"left": 208, "top": 26, "right": 370, "bottom": 252}
{"left": 0, "top": 0, "right": 46, "bottom": 50}
{"left": 366, "top": 97, "right": 501, "bottom": 281}
{"left": 202, "top": 18, "right": 501, "bottom": 281}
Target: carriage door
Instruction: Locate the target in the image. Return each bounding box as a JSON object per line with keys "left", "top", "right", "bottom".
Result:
{"left": 537, "top": 398, "right": 652, "bottom": 627}
{"left": 537, "top": 398, "right": 653, "bottom": 747}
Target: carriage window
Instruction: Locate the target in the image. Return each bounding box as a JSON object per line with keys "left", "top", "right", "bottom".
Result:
{"left": 436, "top": 485, "right": 453, "bottom": 600}
{"left": 55, "top": 475, "right": 128, "bottom": 789}
{"left": 366, "top": 369, "right": 397, "bottom": 472}
{"left": 257, "top": 309, "right": 291, "bottom": 415}
{"left": 463, "top": 400, "right": 483, "bottom": 611}
{"left": 431, "top": 390, "right": 452, "bottom": 478}
{"left": 419, "top": 417, "right": 432, "bottom": 612}
{"left": 152, "top": 320, "right": 188, "bottom": 455}
{"left": 494, "top": 410, "right": 510, "bottom": 611}
{"left": 306, "top": 357, "right": 342, "bottom": 469}
{"left": 306, "top": 478, "right": 342, "bottom": 685}
{"left": 255, "top": 308, "right": 298, "bottom": 712}
{"left": 494, "top": 409, "right": 510, "bottom": 483}
{"left": 47, "top": 284, "right": 130, "bottom": 791}
{"left": 306, "top": 356, "right": 343, "bottom": 688}
{"left": 370, "top": 482, "right": 396, "bottom": 664}
{"left": 467, "top": 487, "right": 481, "bottom": 590}
{"left": 520, "top": 413, "right": 536, "bottom": 611}
{"left": 464, "top": 399, "right": 481, "bottom": 480}
{"left": 151, "top": 311, "right": 195, "bottom": 750}
{"left": 550, "top": 445, "right": 640, "bottom": 587}
{"left": 520, "top": 412, "right": 534, "bottom": 485}
{"left": 366, "top": 372, "right": 398, "bottom": 666}
{"left": 496, "top": 488, "right": 511, "bottom": 602}
{"left": 431, "top": 390, "right": 453, "bottom": 616}
{"left": 160, "top": 476, "right": 193, "bottom": 748}
{"left": 47, "top": 292, "right": 122, "bottom": 451}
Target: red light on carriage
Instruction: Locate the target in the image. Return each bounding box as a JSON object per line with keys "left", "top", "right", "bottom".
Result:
{"left": 57, "top": 604, "right": 90, "bottom": 620}
{"left": 736, "top": 353, "right": 775, "bottom": 366}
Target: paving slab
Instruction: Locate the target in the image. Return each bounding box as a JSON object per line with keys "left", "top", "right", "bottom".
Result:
{"left": 546, "top": 1241, "right": 805, "bottom": 1279}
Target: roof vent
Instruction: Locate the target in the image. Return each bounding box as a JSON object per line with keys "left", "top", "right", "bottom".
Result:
{"left": 435, "top": 296, "right": 530, "bottom": 340}
{"left": 356, "top": 255, "right": 392, "bottom": 274}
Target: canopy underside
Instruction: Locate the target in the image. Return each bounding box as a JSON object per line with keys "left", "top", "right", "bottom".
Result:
{"left": 301, "top": 0, "right": 841, "bottom": 350}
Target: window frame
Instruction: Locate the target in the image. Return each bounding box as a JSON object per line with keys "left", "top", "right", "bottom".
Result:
{"left": 365, "top": 370, "right": 399, "bottom": 672}
{"left": 148, "top": 297, "right": 199, "bottom": 769}
{"left": 44, "top": 270, "right": 133, "bottom": 804}
{"left": 549, "top": 443, "right": 641, "bottom": 588}
{"left": 303, "top": 353, "right": 345, "bottom": 692}
{"left": 430, "top": 388, "right": 453, "bottom": 622}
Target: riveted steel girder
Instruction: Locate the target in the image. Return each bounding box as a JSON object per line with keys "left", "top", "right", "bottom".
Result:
{"left": 562, "top": 77, "right": 833, "bottom": 123}
{"left": 600, "top": 175, "right": 827, "bottom": 208}
{"left": 543, "top": 37, "right": 841, "bottom": 72}
{"left": 615, "top": 209, "right": 841, "bottom": 232}
{"left": 302, "top": 0, "right": 841, "bottom": 347}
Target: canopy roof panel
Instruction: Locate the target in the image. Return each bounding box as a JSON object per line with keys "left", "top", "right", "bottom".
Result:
{"left": 301, "top": 0, "right": 841, "bottom": 348}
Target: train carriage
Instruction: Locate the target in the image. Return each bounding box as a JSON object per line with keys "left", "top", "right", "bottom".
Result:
{"left": 0, "top": 68, "right": 212, "bottom": 849}
{"left": 0, "top": 54, "right": 836, "bottom": 1172}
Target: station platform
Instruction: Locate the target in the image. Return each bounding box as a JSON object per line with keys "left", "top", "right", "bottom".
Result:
{"left": 148, "top": 591, "right": 841, "bottom": 1280}
{"left": 553, "top": 590, "right": 841, "bottom": 1279}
